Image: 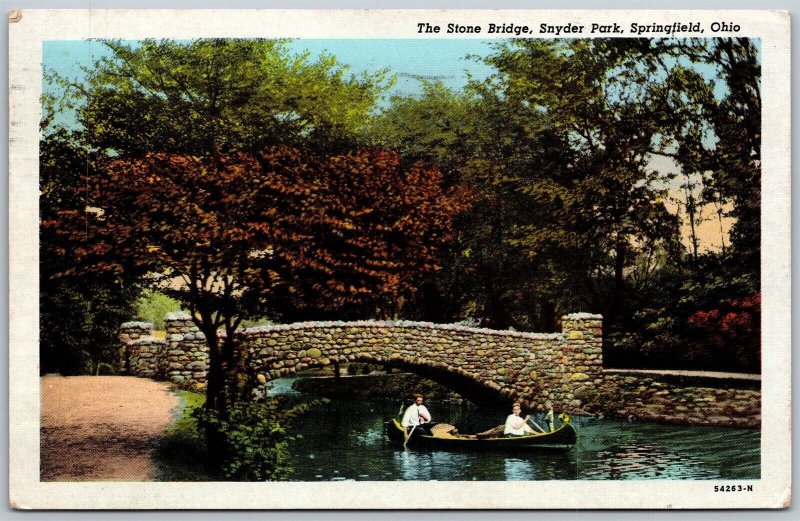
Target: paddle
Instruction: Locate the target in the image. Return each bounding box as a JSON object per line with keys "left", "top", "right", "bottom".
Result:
{"left": 525, "top": 415, "right": 546, "bottom": 433}
{"left": 403, "top": 425, "right": 417, "bottom": 448}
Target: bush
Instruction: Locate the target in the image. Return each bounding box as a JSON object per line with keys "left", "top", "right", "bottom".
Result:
{"left": 686, "top": 293, "right": 760, "bottom": 372}
{"left": 194, "top": 397, "right": 327, "bottom": 481}
{"left": 135, "top": 289, "right": 184, "bottom": 330}
{"left": 39, "top": 274, "right": 138, "bottom": 375}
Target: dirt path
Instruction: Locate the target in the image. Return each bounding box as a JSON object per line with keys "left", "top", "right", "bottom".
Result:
{"left": 40, "top": 375, "right": 181, "bottom": 481}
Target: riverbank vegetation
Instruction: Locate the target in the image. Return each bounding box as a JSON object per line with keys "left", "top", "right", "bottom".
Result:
{"left": 153, "top": 388, "right": 328, "bottom": 481}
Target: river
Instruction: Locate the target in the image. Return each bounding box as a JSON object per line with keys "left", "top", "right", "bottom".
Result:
{"left": 267, "top": 376, "right": 760, "bottom": 481}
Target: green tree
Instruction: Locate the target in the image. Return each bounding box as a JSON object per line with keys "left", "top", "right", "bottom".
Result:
{"left": 50, "top": 39, "right": 387, "bottom": 157}
{"left": 367, "top": 80, "right": 582, "bottom": 330}
{"left": 458, "top": 39, "right": 683, "bottom": 329}
{"left": 365, "top": 81, "right": 475, "bottom": 180}
{"left": 693, "top": 38, "right": 760, "bottom": 287}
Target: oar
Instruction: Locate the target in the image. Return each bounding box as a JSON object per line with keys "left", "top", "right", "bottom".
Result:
{"left": 403, "top": 425, "right": 417, "bottom": 448}
{"left": 525, "top": 415, "right": 546, "bottom": 433}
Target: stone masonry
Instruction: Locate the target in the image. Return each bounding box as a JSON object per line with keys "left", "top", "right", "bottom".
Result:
{"left": 162, "top": 312, "right": 210, "bottom": 385}
{"left": 599, "top": 370, "right": 760, "bottom": 428}
{"left": 117, "top": 321, "right": 166, "bottom": 378}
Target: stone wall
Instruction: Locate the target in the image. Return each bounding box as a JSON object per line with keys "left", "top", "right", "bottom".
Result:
{"left": 118, "top": 313, "right": 603, "bottom": 411}
{"left": 235, "top": 313, "right": 603, "bottom": 411}
{"left": 117, "top": 322, "right": 166, "bottom": 378}
{"left": 162, "top": 312, "right": 210, "bottom": 385}
{"left": 598, "top": 369, "right": 760, "bottom": 428}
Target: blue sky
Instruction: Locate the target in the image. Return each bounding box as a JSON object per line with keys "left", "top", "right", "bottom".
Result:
{"left": 42, "top": 38, "right": 759, "bottom": 128}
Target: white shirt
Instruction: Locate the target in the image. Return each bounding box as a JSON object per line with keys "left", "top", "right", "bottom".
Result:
{"left": 504, "top": 414, "right": 534, "bottom": 435}
{"left": 401, "top": 404, "right": 431, "bottom": 427}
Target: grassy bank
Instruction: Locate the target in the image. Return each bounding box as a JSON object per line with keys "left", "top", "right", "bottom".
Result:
{"left": 152, "top": 389, "right": 218, "bottom": 481}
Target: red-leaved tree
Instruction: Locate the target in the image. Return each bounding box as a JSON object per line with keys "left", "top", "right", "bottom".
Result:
{"left": 686, "top": 293, "right": 761, "bottom": 372}
{"left": 258, "top": 146, "right": 469, "bottom": 320}
{"left": 47, "top": 146, "right": 468, "bottom": 419}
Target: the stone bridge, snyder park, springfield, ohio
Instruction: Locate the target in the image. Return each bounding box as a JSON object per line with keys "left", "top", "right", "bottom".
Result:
{"left": 118, "top": 313, "right": 761, "bottom": 428}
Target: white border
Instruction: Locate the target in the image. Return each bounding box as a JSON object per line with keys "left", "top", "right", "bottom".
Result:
{"left": 8, "top": 9, "right": 791, "bottom": 509}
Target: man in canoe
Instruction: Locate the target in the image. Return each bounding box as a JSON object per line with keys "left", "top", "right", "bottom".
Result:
{"left": 401, "top": 393, "right": 433, "bottom": 436}
{"left": 503, "top": 402, "right": 536, "bottom": 437}
{"left": 544, "top": 400, "right": 555, "bottom": 432}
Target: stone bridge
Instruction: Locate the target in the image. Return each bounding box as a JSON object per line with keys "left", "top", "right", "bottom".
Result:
{"left": 119, "top": 313, "right": 603, "bottom": 411}
{"left": 119, "top": 313, "right": 761, "bottom": 426}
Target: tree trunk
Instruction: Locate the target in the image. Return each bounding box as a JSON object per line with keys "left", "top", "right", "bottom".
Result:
{"left": 610, "top": 239, "right": 626, "bottom": 327}
{"left": 222, "top": 334, "right": 249, "bottom": 404}
{"left": 204, "top": 329, "right": 227, "bottom": 416}
{"left": 684, "top": 182, "right": 700, "bottom": 263}
{"left": 541, "top": 301, "right": 557, "bottom": 332}
{"left": 201, "top": 326, "right": 228, "bottom": 471}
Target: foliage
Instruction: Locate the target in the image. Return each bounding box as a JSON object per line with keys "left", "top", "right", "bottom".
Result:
{"left": 477, "top": 39, "right": 685, "bottom": 327}
{"left": 39, "top": 273, "right": 137, "bottom": 375}
{"left": 40, "top": 129, "right": 139, "bottom": 375}
{"left": 48, "top": 143, "right": 465, "bottom": 420}
{"left": 49, "top": 39, "right": 387, "bottom": 156}
{"left": 365, "top": 81, "right": 477, "bottom": 181}
{"left": 373, "top": 38, "right": 761, "bottom": 371}
{"left": 603, "top": 253, "right": 760, "bottom": 372}
{"left": 693, "top": 38, "right": 761, "bottom": 287}
{"left": 260, "top": 146, "right": 471, "bottom": 320}
{"left": 41, "top": 36, "right": 762, "bottom": 378}
{"left": 135, "top": 289, "right": 184, "bottom": 330}
{"left": 152, "top": 390, "right": 216, "bottom": 481}
{"left": 194, "top": 397, "right": 327, "bottom": 481}
{"left": 44, "top": 38, "right": 462, "bottom": 426}
{"left": 686, "top": 293, "right": 760, "bottom": 371}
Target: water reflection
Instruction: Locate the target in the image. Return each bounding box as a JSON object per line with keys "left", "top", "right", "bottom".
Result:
{"left": 393, "top": 451, "right": 474, "bottom": 481}
{"left": 272, "top": 377, "right": 759, "bottom": 481}
{"left": 582, "top": 443, "right": 709, "bottom": 480}
{"left": 503, "top": 458, "right": 535, "bottom": 480}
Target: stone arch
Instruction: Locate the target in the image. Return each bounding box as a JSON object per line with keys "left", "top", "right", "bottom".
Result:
{"left": 252, "top": 349, "right": 513, "bottom": 407}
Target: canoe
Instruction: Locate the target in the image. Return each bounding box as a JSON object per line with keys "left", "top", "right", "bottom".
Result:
{"left": 386, "top": 418, "right": 577, "bottom": 451}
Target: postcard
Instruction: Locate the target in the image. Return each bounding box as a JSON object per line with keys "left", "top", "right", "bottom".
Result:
{"left": 8, "top": 8, "right": 791, "bottom": 509}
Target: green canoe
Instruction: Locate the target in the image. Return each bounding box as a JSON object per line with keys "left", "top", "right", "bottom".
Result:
{"left": 386, "top": 418, "right": 577, "bottom": 451}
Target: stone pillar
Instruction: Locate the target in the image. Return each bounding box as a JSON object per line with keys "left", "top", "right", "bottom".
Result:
{"left": 559, "top": 313, "right": 604, "bottom": 411}
{"left": 117, "top": 321, "right": 154, "bottom": 373}
{"left": 164, "top": 312, "right": 209, "bottom": 387}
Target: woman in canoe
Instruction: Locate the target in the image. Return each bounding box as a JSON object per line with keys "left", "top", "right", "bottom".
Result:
{"left": 503, "top": 402, "right": 536, "bottom": 437}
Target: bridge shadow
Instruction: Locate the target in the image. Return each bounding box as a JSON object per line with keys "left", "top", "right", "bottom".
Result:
{"left": 259, "top": 352, "right": 523, "bottom": 409}
{"left": 380, "top": 358, "right": 512, "bottom": 408}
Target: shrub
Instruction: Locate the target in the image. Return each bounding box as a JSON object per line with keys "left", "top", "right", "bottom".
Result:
{"left": 135, "top": 289, "right": 184, "bottom": 331}
{"left": 687, "top": 293, "right": 760, "bottom": 372}
{"left": 194, "top": 397, "right": 327, "bottom": 481}
{"left": 39, "top": 274, "right": 138, "bottom": 375}
{"left": 152, "top": 390, "right": 215, "bottom": 481}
